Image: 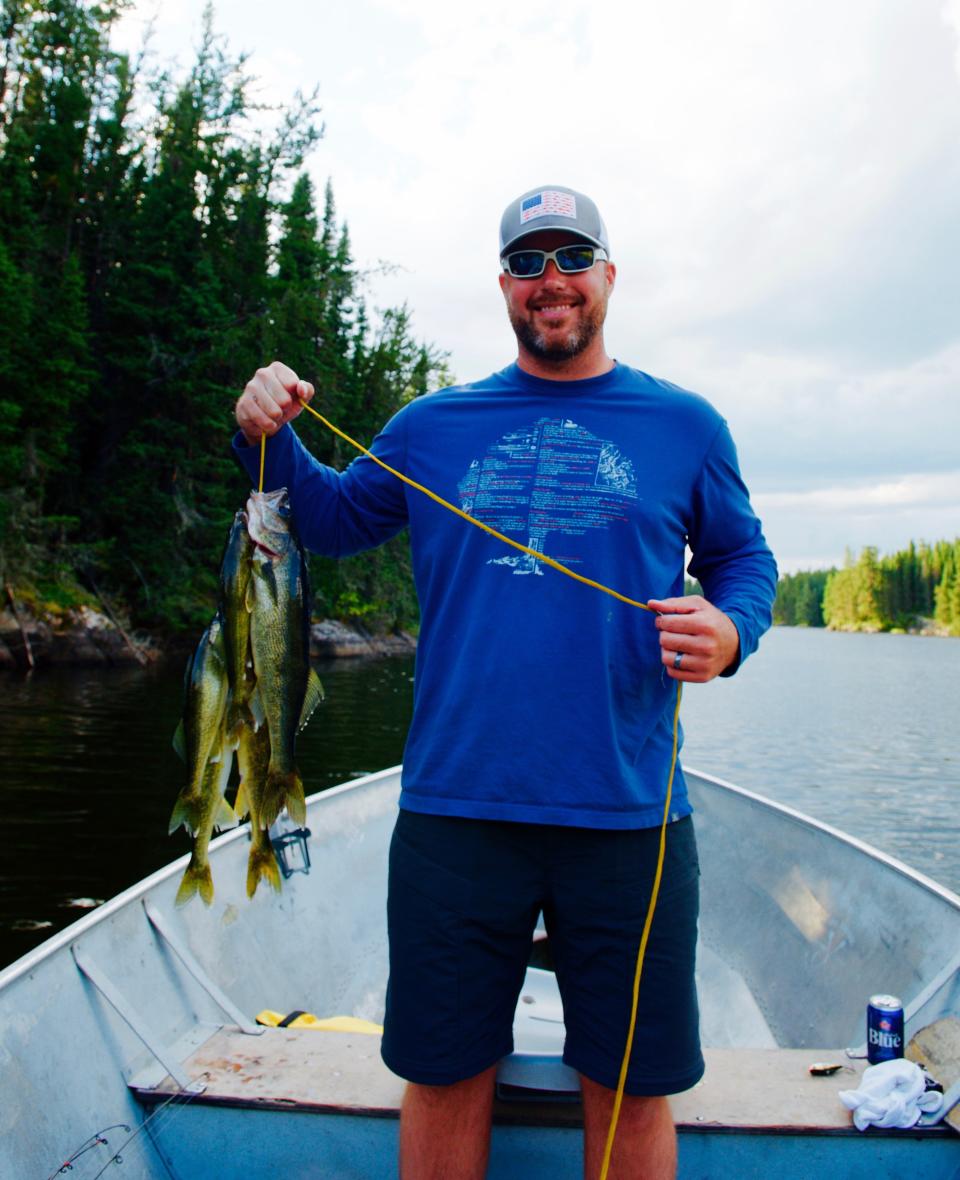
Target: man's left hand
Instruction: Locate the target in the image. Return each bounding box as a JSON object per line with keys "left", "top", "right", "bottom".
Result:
{"left": 647, "top": 596, "right": 740, "bottom": 683}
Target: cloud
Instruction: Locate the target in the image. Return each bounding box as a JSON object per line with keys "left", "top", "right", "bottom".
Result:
{"left": 753, "top": 469, "right": 960, "bottom": 573}
{"left": 627, "top": 336, "right": 960, "bottom": 515}
{"left": 756, "top": 471, "right": 960, "bottom": 514}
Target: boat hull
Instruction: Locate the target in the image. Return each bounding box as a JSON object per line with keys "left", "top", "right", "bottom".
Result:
{"left": 2, "top": 766, "right": 959, "bottom": 1178}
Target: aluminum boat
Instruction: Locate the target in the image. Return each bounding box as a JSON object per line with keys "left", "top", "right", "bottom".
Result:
{"left": 2, "top": 767, "right": 959, "bottom": 1178}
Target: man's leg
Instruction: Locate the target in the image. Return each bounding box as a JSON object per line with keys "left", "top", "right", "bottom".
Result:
{"left": 580, "top": 1075, "right": 676, "bottom": 1180}
{"left": 545, "top": 821, "right": 701, "bottom": 1180}
{"left": 399, "top": 1065, "right": 498, "bottom": 1180}
{"left": 383, "top": 814, "right": 543, "bottom": 1178}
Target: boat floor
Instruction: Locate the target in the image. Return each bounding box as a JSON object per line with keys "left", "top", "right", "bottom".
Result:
{"left": 131, "top": 1026, "right": 955, "bottom": 1137}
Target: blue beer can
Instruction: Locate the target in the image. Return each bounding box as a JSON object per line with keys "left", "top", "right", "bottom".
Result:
{"left": 867, "top": 994, "right": 904, "bottom": 1064}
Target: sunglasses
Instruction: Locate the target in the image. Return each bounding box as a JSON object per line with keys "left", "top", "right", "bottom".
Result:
{"left": 501, "top": 244, "right": 608, "bottom": 279}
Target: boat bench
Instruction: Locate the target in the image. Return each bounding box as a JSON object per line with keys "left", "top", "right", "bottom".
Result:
{"left": 131, "top": 1024, "right": 938, "bottom": 1134}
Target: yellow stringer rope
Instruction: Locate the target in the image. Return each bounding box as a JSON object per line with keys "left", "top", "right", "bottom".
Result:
{"left": 599, "top": 683, "right": 681, "bottom": 1177}
{"left": 262, "top": 403, "right": 683, "bottom": 1177}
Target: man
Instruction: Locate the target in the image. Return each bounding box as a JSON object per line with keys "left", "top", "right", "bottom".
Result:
{"left": 234, "top": 185, "right": 777, "bottom": 1179}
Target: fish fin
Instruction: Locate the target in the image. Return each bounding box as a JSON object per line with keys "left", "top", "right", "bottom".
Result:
{"left": 225, "top": 698, "right": 257, "bottom": 743}
{"left": 285, "top": 776, "right": 307, "bottom": 826}
{"left": 259, "top": 768, "right": 304, "bottom": 829}
{"left": 175, "top": 859, "right": 214, "bottom": 907}
{"left": 298, "top": 669, "right": 325, "bottom": 732}
{"left": 249, "top": 557, "right": 277, "bottom": 595}
{"left": 248, "top": 684, "right": 266, "bottom": 732}
{"left": 168, "top": 794, "right": 200, "bottom": 836}
{"left": 172, "top": 721, "right": 187, "bottom": 762}
{"left": 233, "top": 780, "right": 249, "bottom": 820}
{"left": 215, "top": 796, "right": 239, "bottom": 831}
{"left": 246, "top": 844, "right": 283, "bottom": 898}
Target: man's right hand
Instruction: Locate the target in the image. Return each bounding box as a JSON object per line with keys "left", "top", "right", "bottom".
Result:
{"left": 235, "top": 361, "right": 315, "bottom": 446}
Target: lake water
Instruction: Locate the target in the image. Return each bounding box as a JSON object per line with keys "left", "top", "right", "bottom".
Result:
{"left": 1, "top": 626, "right": 957, "bottom": 970}
{"left": 679, "top": 627, "right": 959, "bottom": 889}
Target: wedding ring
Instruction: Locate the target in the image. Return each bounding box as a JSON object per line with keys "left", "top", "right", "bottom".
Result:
{"left": 673, "top": 651, "right": 684, "bottom": 670}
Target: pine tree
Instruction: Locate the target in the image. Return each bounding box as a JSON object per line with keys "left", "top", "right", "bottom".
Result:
{"left": 934, "top": 550, "right": 957, "bottom": 633}
{"left": 0, "top": 2, "right": 443, "bottom": 633}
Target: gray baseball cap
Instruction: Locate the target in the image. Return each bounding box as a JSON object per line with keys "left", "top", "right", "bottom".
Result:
{"left": 499, "top": 185, "right": 610, "bottom": 256}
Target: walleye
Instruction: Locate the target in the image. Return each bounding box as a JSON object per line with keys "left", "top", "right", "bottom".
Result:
{"left": 175, "top": 741, "right": 237, "bottom": 906}
{"left": 246, "top": 489, "right": 324, "bottom": 828}
{"left": 170, "top": 488, "right": 324, "bottom": 903}
{"left": 169, "top": 613, "right": 231, "bottom": 836}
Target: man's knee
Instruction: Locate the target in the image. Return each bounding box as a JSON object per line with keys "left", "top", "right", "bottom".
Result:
{"left": 581, "top": 1074, "right": 670, "bottom": 1113}
{"left": 403, "top": 1065, "right": 498, "bottom": 1113}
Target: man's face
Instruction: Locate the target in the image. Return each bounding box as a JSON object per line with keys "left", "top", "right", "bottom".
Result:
{"left": 498, "top": 229, "right": 616, "bottom": 364}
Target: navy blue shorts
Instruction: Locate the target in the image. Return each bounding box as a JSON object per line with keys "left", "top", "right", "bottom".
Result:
{"left": 380, "top": 810, "right": 703, "bottom": 1096}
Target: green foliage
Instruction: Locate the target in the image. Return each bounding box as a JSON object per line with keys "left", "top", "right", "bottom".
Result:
{"left": 818, "top": 540, "right": 960, "bottom": 635}
{"left": 773, "top": 542, "right": 960, "bottom": 635}
{"left": 773, "top": 569, "right": 833, "bottom": 626}
{"left": 0, "top": 1, "right": 447, "bottom": 634}
{"left": 933, "top": 544, "right": 960, "bottom": 634}
{"left": 311, "top": 532, "right": 420, "bottom": 634}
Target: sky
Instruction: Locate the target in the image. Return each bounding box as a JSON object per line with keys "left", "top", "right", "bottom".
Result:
{"left": 114, "top": 0, "right": 960, "bottom": 573}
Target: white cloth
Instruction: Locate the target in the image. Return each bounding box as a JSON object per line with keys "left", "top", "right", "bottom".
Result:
{"left": 839, "top": 1059, "right": 943, "bottom": 1131}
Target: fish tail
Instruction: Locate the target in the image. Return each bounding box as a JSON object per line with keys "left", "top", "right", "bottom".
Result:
{"left": 175, "top": 857, "right": 214, "bottom": 907}
{"left": 260, "top": 767, "right": 305, "bottom": 828}
{"left": 246, "top": 842, "right": 282, "bottom": 899}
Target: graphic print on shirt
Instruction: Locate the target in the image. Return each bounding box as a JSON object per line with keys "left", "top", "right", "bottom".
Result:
{"left": 457, "top": 418, "right": 638, "bottom": 575}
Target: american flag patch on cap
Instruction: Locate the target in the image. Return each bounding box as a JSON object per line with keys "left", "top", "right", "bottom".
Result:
{"left": 520, "top": 190, "right": 577, "bottom": 224}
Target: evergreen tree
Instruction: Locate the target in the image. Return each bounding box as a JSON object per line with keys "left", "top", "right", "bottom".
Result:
{"left": 0, "top": 1, "right": 446, "bottom": 633}
{"left": 934, "top": 548, "right": 959, "bottom": 634}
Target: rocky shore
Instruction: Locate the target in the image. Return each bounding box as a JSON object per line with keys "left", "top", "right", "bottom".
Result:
{"left": 0, "top": 604, "right": 416, "bottom": 672}
{"left": 308, "top": 619, "right": 417, "bottom": 660}
{"left": 0, "top": 604, "right": 157, "bottom": 670}
{"left": 820, "top": 616, "right": 955, "bottom": 638}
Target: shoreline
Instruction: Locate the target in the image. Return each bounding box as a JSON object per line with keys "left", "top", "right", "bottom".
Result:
{"left": 0, "top": 607, "right": 417, "bottom": 672}
{"left": 3, "top": 608, "right": 953, "bottom": 672}
{"left": 775, "top": 619, "right": 955, "bottom": 639}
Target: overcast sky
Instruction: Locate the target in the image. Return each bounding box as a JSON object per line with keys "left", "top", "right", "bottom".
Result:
{"left": 115, "top": 0, "right": 960, "bottom": 572}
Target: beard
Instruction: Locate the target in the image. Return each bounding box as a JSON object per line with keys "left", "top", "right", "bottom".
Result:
{"left": 508, "top": 297, "right": 607, "bottom": 363}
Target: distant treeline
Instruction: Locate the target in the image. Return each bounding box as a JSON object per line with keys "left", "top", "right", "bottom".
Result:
{"left": 0, "top": 2, "right": 448, "bottom": 634}
{"left": 774, "top": 541, "right": 960, "bottom": 635}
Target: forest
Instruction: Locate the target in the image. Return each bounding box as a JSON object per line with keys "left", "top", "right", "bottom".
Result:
{"left": 774, "top": 540, "right": 960, "bottom": 636}
{"left": 0, "top": 0, "right": 448, "bottom": 638}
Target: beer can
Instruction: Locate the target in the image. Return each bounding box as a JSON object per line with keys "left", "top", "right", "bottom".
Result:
{"left": 867, "top": 994, "right": 904, "bottom": 1064}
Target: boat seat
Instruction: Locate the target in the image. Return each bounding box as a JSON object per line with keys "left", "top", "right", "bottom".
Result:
{"left": 497, "top": 954, "right": 780, "bottom": 1100}
{"left": 129, "top": 1021, "right": 957, "bottom": 1138}
{"left": 497, "top": 966, "right": 579, "bottom": 1099}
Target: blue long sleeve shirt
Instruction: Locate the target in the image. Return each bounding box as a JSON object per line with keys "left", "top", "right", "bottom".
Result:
{"left": 234, "top": 362, "right": 777, "bottom": 828}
